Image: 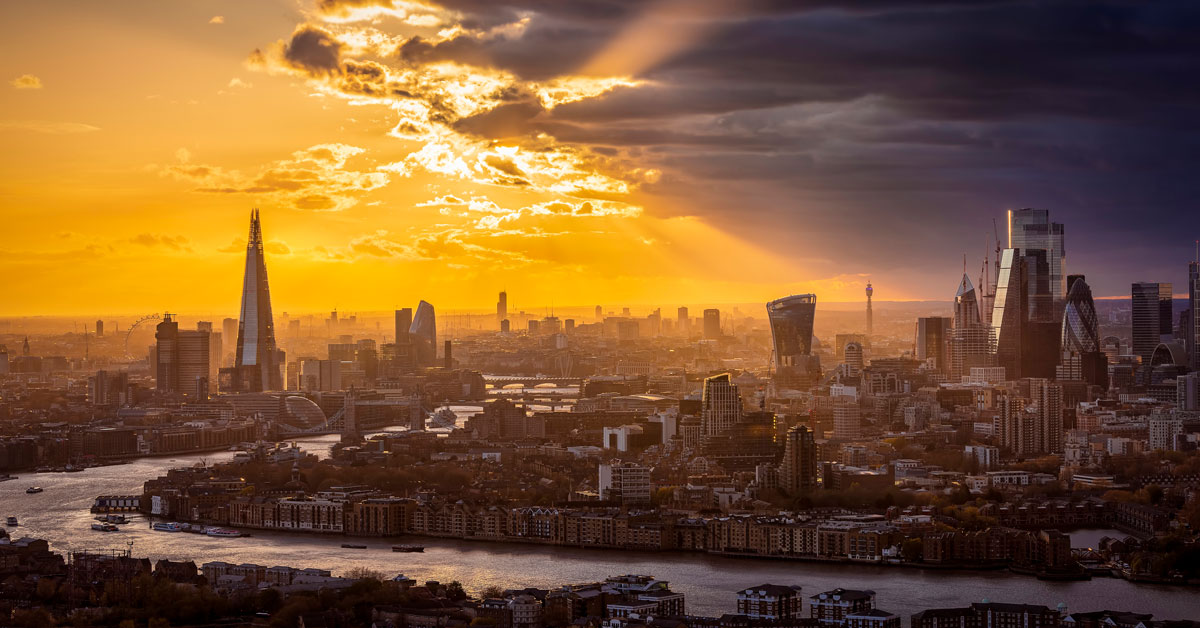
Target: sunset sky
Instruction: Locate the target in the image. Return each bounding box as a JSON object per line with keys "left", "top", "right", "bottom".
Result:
{"left": 2, "top": 0, "right": 1198, "bottom": 316}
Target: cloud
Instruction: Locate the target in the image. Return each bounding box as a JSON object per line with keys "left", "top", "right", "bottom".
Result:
{"left": 209, "top": 15, "right": 225, "bottom": 24}
{"left": 0, "top": 120, "right": 99, "bottom": 134}
{"left": 130, "top": 233, "right": 191, "bottom": 252}
{"left": 10, "top": 74, "right": 42, "bottom": 89}
{"left": 283, "top": 25, "right": 345, "bottom": 75}
{"left": 162, "top": 143, "right": 388, "bottom": 211}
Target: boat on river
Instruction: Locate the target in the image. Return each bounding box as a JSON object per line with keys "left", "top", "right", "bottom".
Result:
{"left": 152, "top": 522, "right": 182, "bottom": 532}
{"left": 26, "top": 487, "right": 43, "bottom": 494}
{"left": 205, "top": 527, "right": 244, "bottom": 538}
{"left": 392, "top": 545, "right": 425, "bottom": 553}
{"left": 341, "top": 543, "right": 367, "bottom": 549}
{"left": 91, "top": 523, "right": 119, "bottom": 532}
{"left": 5, "top": 516, "right": 17, "bottom": 526}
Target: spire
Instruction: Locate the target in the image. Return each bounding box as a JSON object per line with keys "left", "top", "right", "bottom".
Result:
{"left": 233, "top": 209, "right": 280, "bottom": 391}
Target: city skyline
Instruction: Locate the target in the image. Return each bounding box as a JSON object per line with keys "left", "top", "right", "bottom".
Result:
{"left": 3, "top": 1, "right": 1200, "bottom": 315}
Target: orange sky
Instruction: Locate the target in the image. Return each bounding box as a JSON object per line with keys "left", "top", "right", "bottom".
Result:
{"left": 0, "top": 0, "right": 905, "bottom": 317}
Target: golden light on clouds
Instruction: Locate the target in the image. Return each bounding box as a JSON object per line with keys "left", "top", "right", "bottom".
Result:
{"left": 0, "top": 0, "right": 886, "bottom": 316}
{"left": 10, "top": 74, "right": 42, "bottom": 89}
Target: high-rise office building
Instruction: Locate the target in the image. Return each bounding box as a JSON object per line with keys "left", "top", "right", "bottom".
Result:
{"left": 703, "top": 308, "right": 722, "bottom": 339}
{"left": 1057, "top": 275, "right": 1107, "bottom": 388}
{"left": 779, "top": 424, "right": 817, "bottom": 495}
{"left": 992, "top": 248, "right": 1057, "bottom": 380}
{"left": 595, "top": 305, "right": 603, "bottom": 321}
{"left": 222, "top": 318, "right": 238, "bottom": 363}
{"left": 1008, "top": 208, "right": 1066, "bottom": 301}
{"left": 410, "top": 300, "right": 437, "bottom": 366}
{"left": 155, "top": 315, "right": 179, "bottom": 393}
{"left": 701, "top": 373, "right": 741, "bottom": 438}
{"left": 677, "top": 306, "right": 689, "bottom": 336}
{"left": 1188, "top": 257, "right": 1199, "bottom": 369}
{"left": 1178, "top": 372, "right": 1200, "bottom": 411}
{"left": 915, "top": 317, "right": 952, "bottom": 373}
{"left": 950, "top": 274, "right": 996, "bottom": 380}
{"left": 832, "top": 396, "right": 861, "bottom": 441}
{"left": 394, "top": 308, "right": 412, "bottom": 344}
{"left": 156, "top": 314, "right": 211, "bottom": 397}
{"left": 197, "top": 321, "right": 222, "bottom": 392}
{"left": 228, "top": 210, "right": 282, "bottom": 392}
{"left": 496, "top": 291, "right": 507, "bottom": 326}
{"left": 843, "top": 341, "right": 864, "bottom": 377}
{"left": 766, "top": 294, "right": 817, "bottom": 364}
{"left": 1132, "top": 282, "right": 1173, "bottom": 363}
{"left": 95, "top": 319, "right": 104, "bottom": 338}
{"left": 865, "top": 281, "right": 873, "bottom": 338}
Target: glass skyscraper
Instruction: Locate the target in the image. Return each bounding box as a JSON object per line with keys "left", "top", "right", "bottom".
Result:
{"left": 766, "top": 294, "right": 817, "bottom": 366}
{"left": 1132, "top": 282, "right": 1173, "bottom": 362}
{"left": 230, "top": 209, "right": 281, "bottom": 391}
{"left": 1008, "top": 208, "right": 1066, "bottom": 301}
{"left": 410, "top": 300, "right": 437, "bottom": 367}
{"left": 1189, "top": 260, "right": 1199, "bottom": 369}
{"left": 992, "top": 248, "right": 1057, "bottom": 380}
{"left": 1058, "top": 275, "right": 1107, "bottom": 388}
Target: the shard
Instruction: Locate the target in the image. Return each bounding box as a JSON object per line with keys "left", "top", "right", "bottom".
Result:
{"left": 230, "top": 209, "right": 281, "bottom": 391}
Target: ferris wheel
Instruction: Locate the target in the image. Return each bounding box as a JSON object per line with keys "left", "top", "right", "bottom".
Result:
{"left": 123, "top": 313, "right": 163, "bottom": 358}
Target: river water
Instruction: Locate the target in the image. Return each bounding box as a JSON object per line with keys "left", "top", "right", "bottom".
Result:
{"left": 2, "top": 435, "right": 1198, "bottom": 620}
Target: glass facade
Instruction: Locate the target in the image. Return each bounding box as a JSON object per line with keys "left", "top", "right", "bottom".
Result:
{"left": 409, "top": 300, "right": 437, "bottom": 367}
{"left": 766, "top": 294, "right": 817, "bottom": 367}
{"left": 233, "top": 210, "right": 281, "bottom": 391}
{"left": 1008, "top": 208, "right": 1066, "bottom": 301}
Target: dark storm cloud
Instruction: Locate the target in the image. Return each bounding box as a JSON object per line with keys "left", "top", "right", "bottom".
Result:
{"left": 282, "top": 25, "right": 344, "bottom": 75}
{"left": 411, "top": 0, "right": 1200, "bottom": 295}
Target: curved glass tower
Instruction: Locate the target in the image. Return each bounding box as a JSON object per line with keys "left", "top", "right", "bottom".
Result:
{"left": 766, "top": 294, "right": 817, "bottom": 366}
{"left": 410, "top": 300, "right": 437, "bottom": 367}
{"left": 1058, "top": 274, "right": 1106, "bottom": 387}
{"left": 232, "top": 209, "right": 281, "bottom": 391}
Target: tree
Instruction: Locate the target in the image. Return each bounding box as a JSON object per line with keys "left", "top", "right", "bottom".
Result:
{"left": 901, "top": 538, "right": 924, "bottom": 562}
{"left": 480, "top": 585, "right": 505, "bottom": 599}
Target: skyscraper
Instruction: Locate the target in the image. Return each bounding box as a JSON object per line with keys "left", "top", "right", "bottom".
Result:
{"left": 677, "top": 306, "right": 689, "bottom": 336}
{"left": 1008, "top": 208, "right": 1066, "bottom": 301}
{"left": 95, "top": 319, "right": 104, "bottom": 337}
{"left": 950, "top": 274, "right": 996, "bottom": 380}
{"left": 915, "top": 317, "right": 952, "bottom": 373}
{"left": 394, "top": 308, "right": 412, "bottom": 345}
{"left": 229, "top": 209, "right": 282, "bottom": 392}
{"left": 779, "top": 424, "right": 817, "bottom": 495}
{"left": 221, "top": 318, "right": 238, "bottom": 363}
{"left": 991, "top": 248, "right": 1057, "bottom": 380}
{"left": 767, "top": 294, "right": 819, "bottom": 386}
{"left": 843, "top": 341, "right": 864, "bottom": 377}
{"left": 703, "top": 308, "right": 721, "bottom": 339}
{"left": 701, "top": 373, "right": 741, "bottom": 438}
{"left": 1132, "top": 282, "right": 1173, "bottom": 363}
{"left": 1189, "top": 254, "right": 1198, "bottom": 369}
{"left": 865, "top": 281, "right": 873, "bottom": 338}
{"left": 156, "top": 313, "right": 211, "bottom": 397}
{"left": 496, "top": 291, "right": 507, "bottom": 327}
{"left": 410, "top": 300, "right": 437, "bottom": 367}
{"left": 766, "top": 294, "right": 816, "bottom": 365}
{"left": 1057, "top": 275, "right": 1107, "bottom": 388}
{"left": 832, "top": 395, "right": 862, "bottom": 441}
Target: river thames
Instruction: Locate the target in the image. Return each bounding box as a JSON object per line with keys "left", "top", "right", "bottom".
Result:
{"left": 3, "top": 435, "right": 1198, "bottom": 619}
